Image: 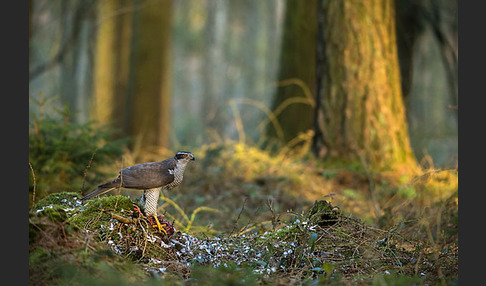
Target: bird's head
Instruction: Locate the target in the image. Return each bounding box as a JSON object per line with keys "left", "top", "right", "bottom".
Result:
{"left": 175, "top": 151, "right": 195, "bottom": 161}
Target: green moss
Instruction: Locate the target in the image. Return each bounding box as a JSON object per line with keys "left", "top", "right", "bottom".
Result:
{"left": 69, "top": 195, "right": 135, "bottom": 229}
{"left": 34, "top": 191, "right": 81, "bottom": 209}
{"left": 38, "top": 205, "right": 70, "bottom": 223}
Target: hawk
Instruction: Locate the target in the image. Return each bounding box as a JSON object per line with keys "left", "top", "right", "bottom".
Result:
{"left": 81, "top": 151, "right": 195, "bottom": 233}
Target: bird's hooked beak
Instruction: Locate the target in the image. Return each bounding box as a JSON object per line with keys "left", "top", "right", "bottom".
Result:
{"left": 190, "top": 154, "right": 195, "bottom": 160}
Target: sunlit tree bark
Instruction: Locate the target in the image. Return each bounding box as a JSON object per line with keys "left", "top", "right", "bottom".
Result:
{"left": 315, "top": 0, "right": 417, "bottom": 170}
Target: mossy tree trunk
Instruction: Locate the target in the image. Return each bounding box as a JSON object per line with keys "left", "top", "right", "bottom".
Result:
{"left": 315, "top": 0, "right": 417, "bottom": 170}
{"left": 269, "top": 0, "right": 317, "bottom": 145}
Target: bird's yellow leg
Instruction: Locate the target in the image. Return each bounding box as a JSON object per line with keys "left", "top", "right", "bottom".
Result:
{"left": 152, "top": 215, "right": 168, "bottom": 235}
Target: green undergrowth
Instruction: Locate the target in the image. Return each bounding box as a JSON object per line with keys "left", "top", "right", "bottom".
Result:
{"left": 29, "top": 139, "right": 457, "bottom": 285}
{"left": 29, "top": 95, "right": 127, "bottom": 208}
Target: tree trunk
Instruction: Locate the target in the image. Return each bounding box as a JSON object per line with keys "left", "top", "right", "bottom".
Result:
{"left": 129, "top": 0, "right": 173, "bottom": 149}
{"left": 202, "top": 0, "right": 227, "bottom": 141}
{"left": 269, "top": 0, "right": 317, "bottom": 145}
{"left": 112, "top": 0, "right": 134, "bottom": 132}
{"left": 395, "top": 0, "right": 425, "bottom": 100}
{"left": 60, "top": 1, "right": 81, "bottom": 117}
{"left": 92, "top": 0, "right": 117, "bottom": 126}
{"left": 316, "top": 0, "right": 417, "bottom": 170}
{"left": 91, "top": 0, "right": 172, "bottom": 150}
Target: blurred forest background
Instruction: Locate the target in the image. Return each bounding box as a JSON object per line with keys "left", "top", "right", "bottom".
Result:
{"left": 29, "top": 0, "right": 458, "bottom": 284}
{"left": 29, "top": 0, "right": 457, "bottom": 168}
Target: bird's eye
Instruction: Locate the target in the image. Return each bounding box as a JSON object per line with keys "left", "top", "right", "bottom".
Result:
{"left": 182, "top": 154, "right": 187, "bottom": 158}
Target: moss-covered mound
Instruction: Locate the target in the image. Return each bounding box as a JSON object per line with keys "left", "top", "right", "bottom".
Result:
{"left": 29, "top": 193, "right": 148, "bottom": 285}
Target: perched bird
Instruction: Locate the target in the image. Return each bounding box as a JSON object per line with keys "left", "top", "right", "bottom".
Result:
{"left": 81, "top": 151, "right": 195, "bottom": 233}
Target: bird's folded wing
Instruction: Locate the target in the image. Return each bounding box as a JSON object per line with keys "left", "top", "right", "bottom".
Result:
{"left": 117, "top": 160, "right": 176, "bottom": 189}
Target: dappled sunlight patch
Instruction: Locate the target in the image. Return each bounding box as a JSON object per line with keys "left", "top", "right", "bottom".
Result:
{"left": 195, "top": 142, "right": 330, "bottom": 196}
{"left": 171, "top": 142, "right": 334, "bottom": 233}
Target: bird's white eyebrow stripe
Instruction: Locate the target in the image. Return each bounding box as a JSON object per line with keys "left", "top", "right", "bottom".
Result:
{"left": 168, "top": 169, "right": 174, "bottom": 175}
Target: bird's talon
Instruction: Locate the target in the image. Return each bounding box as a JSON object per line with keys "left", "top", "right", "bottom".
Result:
{"left": 152, "top": 215, "right": 169, "bottom": 235}
{"left": 157, "top": 225, "right": 168, "bottom": 235}
{"left": 132, "top": 204, "right": 144, "bottom": 217}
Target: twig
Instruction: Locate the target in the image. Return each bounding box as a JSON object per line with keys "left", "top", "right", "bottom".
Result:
{"left": 108, "top": 212, "right": 140, "bottom": 225}
{"left": 29, "top": 161, "right": 36, "bottom": 206}
{"left": 409, "top": 167, "right": 458, "bottom": 185}
{"left": 82, "top": 149, "right": 97, "bottom": 192}
{"left": 229, "top": 197, "right": 248, "bottom": 237}
{"left": 266, "top": 199, "right": 280, "bottom": 231}
{"left": 117, "top": 156, "right": 125, "bottom": 196}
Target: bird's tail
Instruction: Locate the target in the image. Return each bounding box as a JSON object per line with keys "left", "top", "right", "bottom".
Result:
{"left": 80, "top": 187, "right": 116, "bottom": 201}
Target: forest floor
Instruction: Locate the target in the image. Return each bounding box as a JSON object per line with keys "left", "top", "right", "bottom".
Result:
{"left": 29, "top": 143, "right": 458, "bottom": 285}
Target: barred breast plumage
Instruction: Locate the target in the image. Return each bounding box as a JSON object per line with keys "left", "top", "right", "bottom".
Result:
{"left": 140, "top": 157, "right": 191, "bottom": 216}
{"left": 165, "top": 159, "right": 189, "bottom": 190}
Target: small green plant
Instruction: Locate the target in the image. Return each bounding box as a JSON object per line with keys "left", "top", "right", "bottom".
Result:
{"left": 29, "top": 94, "right": 127, "bottom": 207}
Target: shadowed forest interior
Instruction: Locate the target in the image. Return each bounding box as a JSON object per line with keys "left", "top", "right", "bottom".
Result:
{"left": 29, "top": 0, "right": 458, "bottom": 285}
